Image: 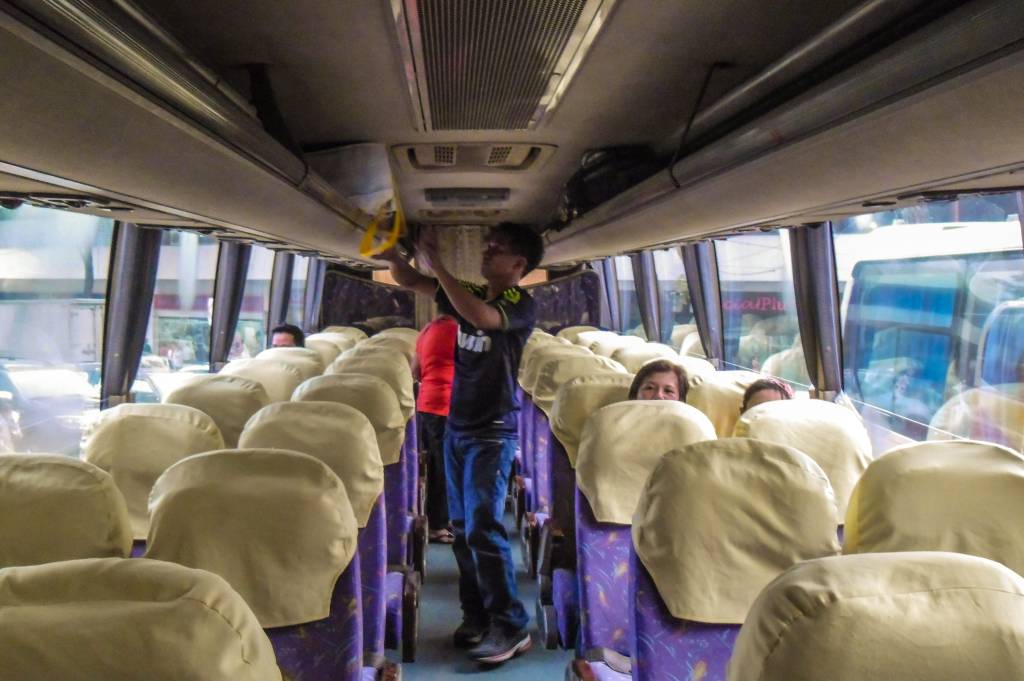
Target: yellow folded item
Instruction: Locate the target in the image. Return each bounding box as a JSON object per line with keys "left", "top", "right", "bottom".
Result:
{"left": 0, "top": 557, "right": 281, "bottom": 681}
{"left": 293, "top": 373, "right": 406, "bottom": 465}
{"left": 147, "top": 448, "right": 358, "bottom": 628}
{"left": 556, "top": 325, "right": 599, "bottom": 344}
{"left": 305, "top": 338, "right": 342, "bottom": 368}
{"left": 734, "top": 397, "right": 872, "bottom": 517}
{"left": 576, "top": 401, "right": 716, "bottom": 524}
{"left": 0, "top": 455, "right": 132, "bottom": 566}
{"left": 728, "top": 552, "right": 1024, "bottom": 681}
{"left": 221, "top": 358, "right": 304, "bottom": 403}
{"left": 550, "top": 373, "right": 635, "bottom": 467}
{"left": 82, "top": 403, "right": 225, "bottom": 539}
{"left": 239, "top": 401, "right": 383, "bottom": 527}
{"left": 328, "top": 353, "right": 414, "bottom": 421}
{"left": 611, "top": 343, "right": 678, "bottom": 373}
{"left": 255, "top": 346, "right": 325, "bottom": 380}
{"left": 164, "top": 374, "right": 270, "bottom": 447}
{"left": 844, "top": 440, "right": 1024, "bottom": 574}
{"left": 685, "top": 370, "right": 761, "bottom": 436}
{"left": 633, "top": 438, "right": 840, "bottom": 623}
{"left": 531, "top": 354, "right": 628, "bottom": 417}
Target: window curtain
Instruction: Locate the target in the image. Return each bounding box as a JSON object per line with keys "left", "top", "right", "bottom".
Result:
{"left": 209, "top": 241, "right": 252, "bottom": 371}
{"left": 789, "top": 222, "right": 843, "bottom": 396}
{"left": 631, "top": 251, "right": 662, "bottom": 342}
{"left": 682, "top": 241, "right": 725, "bottom": 367}
{"left": 267, "top": 251, "right": 294, "bottom": 334}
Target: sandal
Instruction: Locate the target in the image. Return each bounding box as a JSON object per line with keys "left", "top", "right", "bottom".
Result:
{"left": 429, "top": 528, "right": 455, "bottom": 544}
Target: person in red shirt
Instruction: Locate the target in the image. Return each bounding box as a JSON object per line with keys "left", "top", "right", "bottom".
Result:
{"left": 413, "top": 313, "right": 458, "bottom": 543}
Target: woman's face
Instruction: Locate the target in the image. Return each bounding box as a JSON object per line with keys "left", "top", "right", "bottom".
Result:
{"left": 637, "top": 371, "right": 681, "bottom": 401}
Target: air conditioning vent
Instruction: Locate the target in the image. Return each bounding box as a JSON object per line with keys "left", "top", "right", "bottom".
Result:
{"left": 391, "top": 0, "right": 618, "bottom": 130}
{"left": 434, "top": 145, "right": 456, "bottom": 166}
{"left": 425, "top": 188, "right": 510, "bottom": 206}
{"left": 419, "top": 208, "right": 508, "bottom": 221}
{"left": 396, "top": 143, "right": 555, "bottom": 172}
{"left": 487, "top": 145, "right": 513, "bottom": 166}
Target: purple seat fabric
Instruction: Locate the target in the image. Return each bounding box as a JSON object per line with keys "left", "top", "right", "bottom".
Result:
{"left": 359, "top": 495, "right": 388, "bottom": 659}
{"left": 550, "top": 439, "right": 577, "bottom": 554}
{"left": 267, "top": 554, "right": 365, "bottom": 681}
{"left": 589, "top": 663, "right": 630, "bottom": 681}
{"left": 553, "top": 567, "right": 579, "bottom": 648}
{"left": 383, "top": 570, "right": 405, "bottom": 650}
{"left": 531, "top": 411, "right": 552, "bottom": 514}
{"left": 130, "top": 539, "right": 146, "bottom": 558}
{"left": 403, "top": 418, "right": 419, "bottom": 514}
{"left": 521, "top": 397, "right": 535, "bottom": 480}
{"left": 575, "top": 487, "right": 633, "bottom": 657}
{"left": 384, "top": 460, "right": 409, "bottom": 566}
{"left": 629, "top": 552, "right": 739, "bottom": 681}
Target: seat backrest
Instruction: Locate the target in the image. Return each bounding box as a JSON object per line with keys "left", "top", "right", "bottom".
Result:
{"left": 255, "top": 347, "right": 325, "bottom": 380}
{"left": 633, "top": 438, "right": 839, "bottom": 625}
{"left": 550, "top": 373, "right": 634, "bottom": 466}
{"left": 306, "top": 332, "right": 358, "bottom": 353}
{"left": 239, "top": 402, "right": 384, "bottom": 527}
{"left": 685, "top": 370, "right": 761, "bottom": 436}
{"left": 556, "top": 325, "right": 599, "bottom": 344}
{"left": 0, "top": 557, "right": 281, "bottom": 681}
{"left": 321, "top": 325, "right": 368, "bottom": 342}
{"left": 673, "top": 354, "right": 716, "bottom": 382}
{"left": 220, "top": 358, "right": 304, "bottom": 403}
{"left": 734, "top": 398, "right": 872, "bottom": 517}
{"left": 343, "top": 335, "right": 414, "bottom": 365}
{"left": 164, "top": 374, "right": 270, "bottom": 447}
{"left": 678, "top": 330, "right": 706, "bottom": 358}
{"left": 0, "top": 454, "right": 131, "bottom": 566}
{"left": 305, "top": 338, "right": 341, "bottom": 368}
{"left": 327, "top": 353, "right": 414, "bottom": 421}
{"left": 82, "top": 403, "right": 225, "bottom": 538}
{"left": 292, "top": 373, "right": 406, "bottom": 465}
{"left": 521, "top": 344, "right": 593, "bottom": 395}
{"left": 588, "top": 333, "right": 645, "bottom": 358}
{"left": 576, "top": 401, "right": 716, "bottom": 524}
{"left": 728, "top": 552, "right": 1024, "bottom": 681}
{"left": 375, "top": 326, "right": 419, "bottom": 340}
{"left": 611, "top": 343, "right": 678, "bottom": 373}
{"left": 928, "top": 387, "right": 1024, "bottom": 450}
{"left": 669, "top": 323, "right": 697, "bottom": 350}
{"left": 518, "top": 330, "right": 562, "bottom": 384}
{"left": 147, "top": 448, "right": 358, "bottom": 628}
{"left": 844, "top": 439, "right": 1024, "bottom": 573}
{"left": 531, "top": 354, "right": 628, "bottom": 416}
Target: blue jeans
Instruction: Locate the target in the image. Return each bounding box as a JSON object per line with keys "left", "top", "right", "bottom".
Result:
{"left": 444, "top": 429, "right": 529, "bottom": 633}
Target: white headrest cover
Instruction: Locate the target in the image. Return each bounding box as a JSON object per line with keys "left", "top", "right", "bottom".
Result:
{"left": 611, "top": 343, "right": 678, "bottom": 373}
{"left": 728, "top": 552, "right": 1024, "bottom": 681}
{"left": 305, "top": 338, "right": 341, "bottom": 368}
{"left": 0, "top": 455, "right": 131, "bottom": 566}
{"left": 633, "top": 438, "right": 839, "bottom": 623}
{"left": 556, "top": 325, "right": 599, "bottom": 344}
{"left": 521, "top": 344, "right": 593, "bottom": 394}
{"left": 679, "top": 331, "right": 706, "bottom": 358}
{"left": 531, "top": 354, "right": 628, "bottom": 416}
{"left": 672, "top": 355, "right": 716, "bottom": 382}
{"left": 148, "top": 448, "right": 358, "bottom": 627}
{"left": 589, "top": 334, "right": 645, "bottom": 358}
{"left": 321, "top": 326, "right": 368, "bottom": 341}
{"left": 239, "top": 402, "right": 383, "bottom": 527}
{"left": 164, "top": 374, "right": 270, "bottom": 447}
{"left": 685, "top": 370, "right": 761, "bottom": 436}
{"left": 255, "top": 347, "right": 325, "bottom": 380}
{"left": 734, "top": 398, "right": 872, "bottom": 516}
{"left": 574, "top": 329, "right": 616, "bottom": 348}
{"left": 82, "top": 404, "right": 225, "bottom": 539}
{"left": 928, "top": 387, "right": 1024, "bottom": 451}
{"left": 518, "top": 331, "right": 563, "bottom": 383}
{"left": 220, "top": 358, "right": 304, "bottom": 403}
{"left": 0, "top": 557, "right": 281, "bottom": 681}
{"left": 305, "top": 332, "right": 358, "bottom": 353}
{"left": 550, "top": 373, "right": 635, "bottom": 467}
{"left": 375, "top": 327, "right": 420, "bottom": 342}
{"left": 844, "top": 440, "right": 1024, "bottom": 574}
{"left": 347, "top": 335, "right": 414, "bottom": 364}
{"left": 327, "top": 353, "right": 415, "bottom": 421}
{"left": 576, "top": 401, "right": 716, "bottom": 524}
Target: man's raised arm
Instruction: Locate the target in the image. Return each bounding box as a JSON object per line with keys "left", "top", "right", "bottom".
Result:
{"left": 373, "top": 247, "right": 437, "bottom": 297}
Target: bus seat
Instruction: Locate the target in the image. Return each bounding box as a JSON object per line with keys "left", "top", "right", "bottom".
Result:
{"left": 306, "top": 332, "right": 359, "bottom": 354}
{"left": 844, "top": 439, "right": 1024, "bottom": 573}
{"left": 322, "top": 325, "right": 369, "bottom": 342}
{"left": 728, "top": 552, "right": 1024, "bottom": 681}
{"left": 518, "top": 330, "right": 564, "bottom": 385}
{"left": 521, "top": 344, "right": 593, "bottom": 396}
{"left": 329, "top": 353, "right": 415, "bottom": 421}
{"left": 556, "top": 325, "right": 599, "bottom": 344}
{"left": 0, "top": 454, "right": 131, "bottom": 566}
{"left": 678, "top": 331, "right": 706, "bottom": 358}
{"left": 588, "top": 334, "right": 645, "bottom": 359}
{"left": 82, "top": 403, "right": 224, "bottom": 540}
{"left": 734, "top": 398, "right": 872, "bottom": 517}
{"left": 927, "top": 386, "right": 1024, "bottom": 451}
{"left": 672, "top": 354, "right": 716, "bottom": 382}
{"left": 685, "top": 370, "right": 761, "bottom": 437}
{"left": 164, "top": 374, "right": 269, "bottom": 448}
{"left": 147, "top": 448, "right": 369, "bottom": 681}
{"left": 533, "top": 355, "right": 627, "bottom": 418}
{"left": 760, "top": 344, "right": 811, "bottom": 386}
{"left": 344, "top": 336, "right": 415, "bottom": 366}
{"left": 305, "top": 338, "right": 342, "bottom": 367}
{"left": 256, "top": 346, "right": 325, "bottom": 380}
{"left": 611, "top": 343, "right": 677, "bottom": 373}
{"left": 220, "top": 358, "right": 303, "bottom": 403}
{"left": 627, "top": 439, "right": 839, "bottom": 681}
{"left": 669, "top": 323, "right": 697, "bottom": 351}
{"left": 0, "top": 557, "right": 281, "bottom": 680}
{"left": 238, "top": 401, "right": 408, "bottom": 667}
{"left": 573, "top": 402, "right": 716, "bottom": 663}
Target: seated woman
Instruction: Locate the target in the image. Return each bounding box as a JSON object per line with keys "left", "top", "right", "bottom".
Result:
{"left": 741, "top": 377, "right": 795, "bottom": 412}
{"left": 628, "top": 359, "right": 689, "bottom": 401}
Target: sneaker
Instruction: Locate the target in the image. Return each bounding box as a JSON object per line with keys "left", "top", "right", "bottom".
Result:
{"left": 453, "top": 619, "right": 488, "bottom": 648}
{"left": 468, "top": 628, "right": 532, "bottom": 664}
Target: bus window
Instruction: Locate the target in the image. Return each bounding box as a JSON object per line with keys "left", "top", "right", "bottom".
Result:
{"left": 319, "top": 268, "right": 415, "bottom": 333}
{"left": 716, "top": 231, "right": 805, "bottom": 385}
{"left": 287, "top": 255, "right": 310, "bottom": 330}
{"left": 0, "top": 204, "right": 113, "bottom": 456}
{"left": 651, "top": 248, "right": 693, "bottom": 348}
{"left": 229, "top": 244, "right": 272, "bottom": 359}
{"left": 837, "top": 194, "right": 1024, "bottom": 444}
{"left": 142, "top": 230, "right": 217, "bottom": 397}
{"left": 614, "top": 255, "right": 645, "bottom": 339}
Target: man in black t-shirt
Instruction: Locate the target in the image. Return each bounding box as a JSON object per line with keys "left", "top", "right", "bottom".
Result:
{"left": 377, "top": 223, "right": 543, "bottom": 666}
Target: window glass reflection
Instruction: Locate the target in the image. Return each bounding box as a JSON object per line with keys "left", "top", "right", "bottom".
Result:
{"left": 651, "top": 248, "right": 694, "bottom": 349}
{"left": 287, "top": 255, "right": 309, "bottom": 330}
{"left": 614, "top": 256, "right": 646, "bottom": 339}
{"left": 229, "top": 245, "right": 272, "bottom": 359}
